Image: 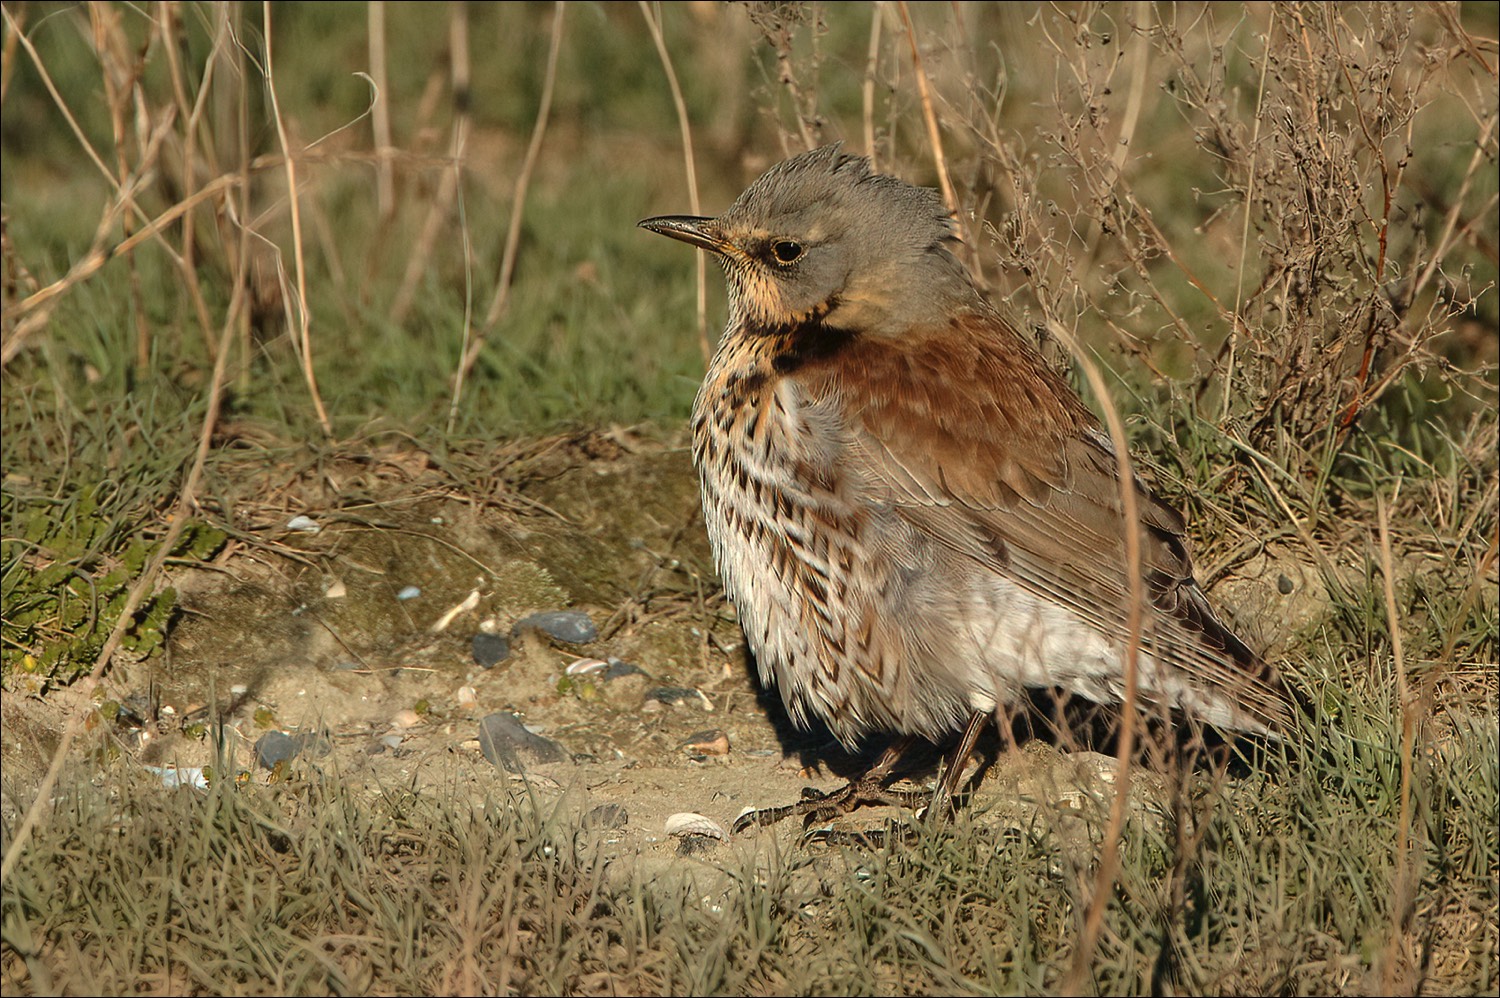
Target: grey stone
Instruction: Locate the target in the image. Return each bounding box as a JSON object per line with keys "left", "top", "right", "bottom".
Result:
{"left": 477, "top": 712, "right": 568, "bottom": 773}
{"left": 513, "top": 610, "right": 597, "bottom": 644}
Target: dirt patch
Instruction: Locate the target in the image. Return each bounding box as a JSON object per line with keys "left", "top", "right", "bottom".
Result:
{"left": 2, "top": 430, "right": 1261, "bottom": 878}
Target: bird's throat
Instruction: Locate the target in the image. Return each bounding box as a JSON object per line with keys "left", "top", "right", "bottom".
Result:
{"left": 738, "top": 303, "right": 858, "bottom": 375}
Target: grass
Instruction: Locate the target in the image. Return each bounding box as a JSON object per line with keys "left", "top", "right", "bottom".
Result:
{"left": 1, "top": 698, "right": 1493, "bottom": 994}
{"left": 2, "top": 1, "right": 1497, "bottom": 994}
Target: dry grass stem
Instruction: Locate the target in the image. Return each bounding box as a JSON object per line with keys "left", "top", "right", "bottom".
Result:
{"left": 368, "top": 0, "right": 394, "bottom": 221}
{"left": 862, "top": 2, "right": 883, "bottom": 166}
{"left": 1377, "top": 494, "right": 1420, "bottom": 993}
{"left": 390, "top": 2, "right": 472, "bottom": 327}
{"left": 454, "top": 0, "right": 565, "bottom": 416}
{"left": 261, "top": 1, "right": 331, "bottom": 437}
{"left": 640, "top": 0, "right": 710, "bottom": 366}
{"left": 1045, "top": 314, "right": 1147, "bottom": 996}
{"left": 894, "top": 2, "right": 956, "bottom": 219}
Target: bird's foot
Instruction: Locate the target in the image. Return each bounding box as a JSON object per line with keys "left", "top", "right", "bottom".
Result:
{"left": 731, "top": 773, "right": 934, "bottom": 834}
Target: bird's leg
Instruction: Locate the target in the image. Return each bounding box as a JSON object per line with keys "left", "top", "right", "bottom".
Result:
{"left": 732, "top": 736, "right": 928, "bottom": 833}
{"left": 921, "top": 709, "right": 990, "bottom": 821}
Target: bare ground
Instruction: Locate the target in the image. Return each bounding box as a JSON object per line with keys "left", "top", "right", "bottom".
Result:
{"left": 1, "top": 429, "right": 1315, "bottom": 889}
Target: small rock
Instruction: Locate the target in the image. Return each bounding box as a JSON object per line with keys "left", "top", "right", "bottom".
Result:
{"left": 391, "top": 709, "right": 422, "bottom": 729}
{"left": 602, "top": 658, "right": 647, "bottom": 681}
{"left": 396, "top": 585, "right": 422, "bottom": 601}
{"left": 643, "top": 687, "right": 714, "bottom": 711}
{"left": 472, "top": 632, "right": 511, "bottom": 668}
{"left": 456, "top": 685, "right": 479, "bottom": 707}
{"left": 582, "top": 803, "right": 629, "bottom": 831}
{"left": 254, "top": 731, "right": 300, "bottom": 770}
{"left": 286, "top": 514, "right": 320, "bottom": 533}
{"left": 665, "top": 812, "right": 728, "bottom": 853}
{"left": 513, "top": 610, "right": 597, "bottom": 644}
{"left": 477, "top": 712, "right": 569, "bottom": 774}
{"left": 681, "top": 728, "right": 731, "bottom": 757}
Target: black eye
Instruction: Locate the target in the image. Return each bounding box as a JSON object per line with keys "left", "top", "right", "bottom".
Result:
{"left": 771, "top": 240, "right": 804, "bottom": 264}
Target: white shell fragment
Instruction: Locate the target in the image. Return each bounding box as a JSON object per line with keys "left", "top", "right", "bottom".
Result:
{"left": 430, "top": 589, "right": 482, "bottom": 632}
{"left": 144, "top": 765, "right": 208, "bottom": 790}
{"left": 286, "top": 515, "right": 321, "bottom": 533}
{"left": 565, "top": 658, "right": 609, "bottom": 676}
{"left": 664, "top": 812, "right": 729, "bottom": 841}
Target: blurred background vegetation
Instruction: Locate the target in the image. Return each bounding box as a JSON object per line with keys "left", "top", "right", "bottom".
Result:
{"left": 1, "top": 2, "right": 1496, "bottom": 994}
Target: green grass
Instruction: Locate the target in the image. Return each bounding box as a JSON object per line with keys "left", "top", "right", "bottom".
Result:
{"left": 2, "top": 1, "right": 1496, "bottom": 994}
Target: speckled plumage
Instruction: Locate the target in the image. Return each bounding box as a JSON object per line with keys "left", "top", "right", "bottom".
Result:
{"left": 641, "top": 145, "right": 1294, "bottom": 822}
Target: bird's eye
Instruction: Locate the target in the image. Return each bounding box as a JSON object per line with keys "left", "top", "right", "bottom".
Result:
{"left": 771, "top": 240, "right": 804, "bottom": 264}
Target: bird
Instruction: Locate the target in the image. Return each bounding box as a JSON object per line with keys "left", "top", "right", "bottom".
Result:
{"left": 639, "top": 143, "right": 1297, "bottom": 830}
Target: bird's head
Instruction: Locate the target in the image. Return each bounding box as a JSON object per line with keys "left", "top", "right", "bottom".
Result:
{"left": 640, "top": 144, "right": 981, "bottom": 337}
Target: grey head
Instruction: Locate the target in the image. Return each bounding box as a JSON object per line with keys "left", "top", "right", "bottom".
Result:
{"left": 639, "top": 144, "right": 983, "bottom": 336}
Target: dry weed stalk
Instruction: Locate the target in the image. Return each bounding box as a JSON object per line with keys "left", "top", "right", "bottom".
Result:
{"left": 450, "top": 1, "right": 566, "bottom": 431}
{"left": 262, "top": 2, "right": 331, "bottom": 437}
{"left": 640, "top": 0, "right": 711, "bottom": 366}
{"left": 746, "top": 1, "right": 824, "bottom": 153}
{"left": 389, "top": 1, "right": 472, "bottom": 326}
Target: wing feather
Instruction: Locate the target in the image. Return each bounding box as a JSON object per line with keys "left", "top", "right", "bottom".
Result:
{"left": 797, "top": 311, "right": 1295, "bottom": 732}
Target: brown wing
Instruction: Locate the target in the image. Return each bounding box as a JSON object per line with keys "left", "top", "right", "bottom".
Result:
{"left": 795, "top": 311, "right": 1295, "bottom": 733}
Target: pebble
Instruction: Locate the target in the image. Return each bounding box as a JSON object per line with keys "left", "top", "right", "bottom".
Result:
{"left": 286, "top": 515, "right": 321, "bottom": 533}
{"left": 581, "top": 803, "right": 629, "bottom": 831}
{"left": 512, "top": 610, "right": 598, "bottom": 644}
{"left": 456, "top": 685, "right": 479, "bottom": 707}
{"left": 396, "top": 585, "right": 422, "bottom": 601}
{"left": 477, "top": 712, "right": 569, "bottom": 774}
{"left": 603, "top": 658, "right": 647, "bottom": 680}
{"left": 681, "top": 728, "right": 731, "bottom": 757}
{"left": 254, "top": 731, "right": 300, "bottom": 770}
{"left": 472, "top": 632, "right": 511, "bottom": 668}
{"left": 642, "top": 687, "right": 714, "bottom": 711}
{"left": 253, "top": 731, "right": 330, "bottom": 770}
{"left": 390, "top": 709, "right": 422, "bottom": 729}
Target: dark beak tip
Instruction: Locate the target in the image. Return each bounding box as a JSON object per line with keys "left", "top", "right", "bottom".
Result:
{"left": 637, "top": 214, "right": 724, "bottom": 252}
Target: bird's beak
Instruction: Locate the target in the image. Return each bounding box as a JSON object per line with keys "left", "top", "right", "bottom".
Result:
{"left": 638, "top": 215, "right": 731, "bottom": 255}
